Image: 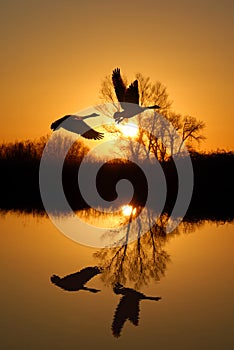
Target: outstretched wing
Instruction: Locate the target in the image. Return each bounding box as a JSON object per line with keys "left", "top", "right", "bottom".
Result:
{"left": 74, "top": 119, "right": 104, "bottom": 140}
{"left": 50, "top": 115, "right": 70, "bottom": 130}
{"left": 112, "top": 68, "right": 126, "bottom": 106}
{"left": 127, "top": 298, "right": 140, "bottom": 326}
{"left": 81, "top": 128, "right": 104, "bottom": 140}
{"left": 70, "top": 266, "right": 102, "bottom": 284}
{"left": 124, "top": 80, "right": 139, "bottom": 105}
{"left": 111, "top": 295, "right": 140, "bottom": 337}
{"left": 112, "top": 296, "right": 129, "bottom": 337}
{"left": 50, "top": 266, "right": 102, "bottom": 291}
{"left": 63, "top": 118, "right": 104, "bottom": 140}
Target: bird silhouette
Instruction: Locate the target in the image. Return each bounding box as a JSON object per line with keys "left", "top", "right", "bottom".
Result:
{"left": 112, "top": 68, "right": 160, "bottom": 123}
{"left": 112, "top": 283, "right": 161, "bottom": 337}
{"left": 50, "top": 266, "right": 102, "bottom": 293}
{"left": 50, "top": 113, "right": 104, "bottom": 140}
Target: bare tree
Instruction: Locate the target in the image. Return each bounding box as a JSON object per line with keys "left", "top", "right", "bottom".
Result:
{"left": 178, "top": 115, "right": 206, "bottom": 153}
{"left": 136, "top": 73, "right": 172, "bottom": 114}
{"left": 99, "top": 75, "right": 116, "bottom": 104}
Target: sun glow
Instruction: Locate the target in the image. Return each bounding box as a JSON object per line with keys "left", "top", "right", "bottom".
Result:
{"left": 119, "top": 123, "right": 138, "bottom": 138}
{"left": 121, "top": 205, "right": 137, "bottom": 217}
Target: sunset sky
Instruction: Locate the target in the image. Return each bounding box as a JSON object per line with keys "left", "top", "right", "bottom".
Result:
{"left": 0, "top": 0, "right": 234, "bottom": 151}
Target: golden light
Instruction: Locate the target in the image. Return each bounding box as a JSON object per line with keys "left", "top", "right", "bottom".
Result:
{"left": 119, "top": 123, "right": 138, "bottom": 138}
{"left": 121, "top": 205, "right": 137, "bottom": 217}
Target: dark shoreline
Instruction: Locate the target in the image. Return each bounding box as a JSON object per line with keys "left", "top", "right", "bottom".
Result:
{"left": 0, "top": 148, "right": 233, "bottom": 223}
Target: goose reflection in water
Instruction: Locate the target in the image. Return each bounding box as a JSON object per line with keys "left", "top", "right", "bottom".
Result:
{"left": 112, "top": 283, "right": 161, "bottom": 337}
{"left": 50, "top": 266, "right": 102, "bottom": 293}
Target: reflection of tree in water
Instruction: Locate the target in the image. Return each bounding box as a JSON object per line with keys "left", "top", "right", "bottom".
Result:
{"left": 94, "top": 209, "right": 176, "bottom": 289}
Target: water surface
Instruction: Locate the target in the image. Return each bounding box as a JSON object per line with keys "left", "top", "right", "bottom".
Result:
{"left": 1, "top": 212, "right": 234, "bottom": 349}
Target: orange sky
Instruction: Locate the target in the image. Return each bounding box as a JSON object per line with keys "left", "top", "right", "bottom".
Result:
{"left": 0, "top": 0, "right": 234, "bottom": 151}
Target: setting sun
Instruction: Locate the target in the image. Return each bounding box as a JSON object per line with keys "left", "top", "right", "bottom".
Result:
{"left": 121, "top": 205, "right": 137, "bottom": 217}
{"left": 119, "top": 123, "right": 138, "bottom": 138}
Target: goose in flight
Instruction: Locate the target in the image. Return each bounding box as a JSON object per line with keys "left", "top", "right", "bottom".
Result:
{"left": 50, "top": 113, "right": 104, "bottom": 140}
{"left": 112, "top": 283, "right": 161, "bottom": 337}
{"left": 50, "top": 266, "right": 102, "bottom": 293}
{"left": 112, "top": 68, "right": 160, "bottom": 123}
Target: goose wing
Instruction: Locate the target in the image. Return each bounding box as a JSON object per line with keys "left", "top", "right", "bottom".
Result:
{"left": 111, "top": 295, "right": 140, "bottom": 337}
{"left": 112, "top": 68, "right": 126, "bottom": 107}
{"left": 112, "top": 296, "right": 130, "bottom": 337}
{"left": 65, "top": 118, "right": 104, "bottom": 140}
{"left": 124, "top": 80, "right": 139, "bottom": 105}
{"left": 127, "top": 297, "right": 140, "bottom": 326}
{"left": 50, "top": 266, "right": 102, "bottom": 291}
{"left": 81, "top": 128, "right": 104, "bottom": 140}
{"left": 71, "top": 266, "right": 102, "bottom": 284}
{"left": 50, "top": 115, "right": 70, "bottom": 130}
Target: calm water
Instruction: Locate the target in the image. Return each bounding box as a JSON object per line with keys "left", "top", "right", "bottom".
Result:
{"left": 1, "top": 211, "right": 234, "bottom": 350}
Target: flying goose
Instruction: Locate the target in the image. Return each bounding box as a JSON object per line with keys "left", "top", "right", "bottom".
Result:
{"left": 112, "top": 283, "right": 161, "bottom": 337}
{"left": 50, "top": 266, "right": 102, "bottom": 293}
{"left": 50, "top": 113, "right": 104, "bottom": 140}
{"left": 112, "top": 68, "right": 160, "bottom": 123}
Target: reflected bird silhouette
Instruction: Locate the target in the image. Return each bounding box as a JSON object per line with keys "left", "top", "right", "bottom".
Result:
{"left": 50, "top": 113, "right": 104, "bottom": 140}
{"left": 112, "top": 283, "right": 161, "bottom": 337}
{"left": 50, "top": 266, "right": 102, "bottom": 293}
{"left": 112, "top": 68, "right": 160, "bottom": 123}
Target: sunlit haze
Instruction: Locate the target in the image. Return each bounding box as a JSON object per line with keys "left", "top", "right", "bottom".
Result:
{"left": 119, "top": 123, "right": 139, "bottom": 138}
